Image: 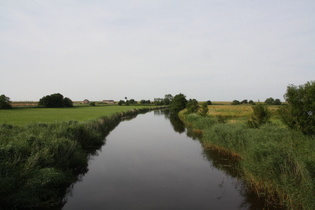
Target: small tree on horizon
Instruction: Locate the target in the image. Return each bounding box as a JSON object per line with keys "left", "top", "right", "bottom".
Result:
{"left": 38, "top": 93, "right": 73, "bottom": 108}
{"left": 0, "top": 94, "right": 11, "bottom": 109}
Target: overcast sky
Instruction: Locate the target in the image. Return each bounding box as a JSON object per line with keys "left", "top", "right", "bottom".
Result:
{"left": 1, "top": 0, "right": 314, "bottom": 101}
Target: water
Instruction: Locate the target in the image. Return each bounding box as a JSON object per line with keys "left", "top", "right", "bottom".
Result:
{"left": 61, "top": 110, "right": 255, "bottom": 210}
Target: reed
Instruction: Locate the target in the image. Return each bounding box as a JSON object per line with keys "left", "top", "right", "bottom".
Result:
{"left": 0, "top": 107, "right": 160, "bottom": 209}
{"left": 180, "top": 111, "right": 315, "bottom": 209}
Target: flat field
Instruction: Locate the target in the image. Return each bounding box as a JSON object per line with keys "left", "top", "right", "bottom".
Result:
{"left": 207, "top": 104, "right": 281, "bottom": 123}
{"left": 0, "top": 105, "right": 152, "bottom": 125}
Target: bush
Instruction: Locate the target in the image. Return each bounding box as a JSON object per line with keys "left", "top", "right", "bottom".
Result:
{"left": 200, "top": 102, "right": 209, "bottom": 117}
{"left": 186, "top": 99, "right": 199, "bottom": 114}
{"left": 247, "top": 103, "right": 270, "bottom": 128}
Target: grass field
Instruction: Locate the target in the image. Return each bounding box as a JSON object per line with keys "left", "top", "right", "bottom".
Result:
{"left": 0, "top": 105, "right": 153, "bottom": 125}
{"left": 206, "top": 104, "right": 281, "bottom": 124}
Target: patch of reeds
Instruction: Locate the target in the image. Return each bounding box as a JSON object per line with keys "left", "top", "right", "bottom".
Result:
{"left": 180, "top": 111, "right": 315, "bottom": 209}
{"left": 0, "top": 107, "right": 159, "bottom": 209}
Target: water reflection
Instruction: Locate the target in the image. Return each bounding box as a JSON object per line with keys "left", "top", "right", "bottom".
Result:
{"left": 57, "top": 110, "right": 278, "bottom": 210}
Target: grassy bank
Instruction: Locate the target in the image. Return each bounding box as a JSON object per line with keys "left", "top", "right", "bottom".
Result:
{"left": 0, "top": 107, "right": 162, "bottom": 209}
{"left": 179, "top": 106, "right": 315, "bottom": 209}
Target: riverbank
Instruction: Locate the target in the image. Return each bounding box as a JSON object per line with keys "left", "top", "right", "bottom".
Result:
{"left": 179, "top": 109, "right": 315, "bottom": 209}
{"left": 0, "top": 107, "right": 165, "bottom": 209}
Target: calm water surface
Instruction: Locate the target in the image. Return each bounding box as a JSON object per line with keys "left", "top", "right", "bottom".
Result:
{"left": 62, "top": 110, "right": 254, "bottom": 210}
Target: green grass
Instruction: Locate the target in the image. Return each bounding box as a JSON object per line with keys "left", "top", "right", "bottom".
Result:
{"left": 179, "top": 111, "right": 315, "bottom": 209}
{"left": 0, "top": 107, "right": 159, "bottom": 209}
{"left": 0, "top": 105, "right": 153, "bottom": 125}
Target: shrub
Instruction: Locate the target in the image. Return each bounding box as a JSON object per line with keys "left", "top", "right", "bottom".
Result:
{"left": 186, "top": 99, "right": 199, "bottom": 114}
{"left": 200, "top": 102, "right": 209, "bottom": 117}
{"left": 247, "top": 103, "right": 270, "bottom": 128}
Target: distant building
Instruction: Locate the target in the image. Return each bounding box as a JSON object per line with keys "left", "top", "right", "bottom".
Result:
{"left": 103, "top": 100, "right": 115, "bottom": 104}
{"left": 83, "top": 99, "right": 90, "bottom": 104}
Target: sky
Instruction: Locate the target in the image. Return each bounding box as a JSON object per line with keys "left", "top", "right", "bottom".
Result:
{"left": 1, "top": 0, "right": 315, "bottom": 102}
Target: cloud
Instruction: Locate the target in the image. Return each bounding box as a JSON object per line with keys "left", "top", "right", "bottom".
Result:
{"left": 1, "top": 0, "right": 315, "bottom": 101}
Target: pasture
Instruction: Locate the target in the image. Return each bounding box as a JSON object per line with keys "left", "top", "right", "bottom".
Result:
{"left": 0, "top": 105, "right": 153, "bottom": 125}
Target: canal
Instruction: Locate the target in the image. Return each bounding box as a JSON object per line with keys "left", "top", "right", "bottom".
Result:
{"left": 61, "top": 110, "right": 261, "bottom": 209}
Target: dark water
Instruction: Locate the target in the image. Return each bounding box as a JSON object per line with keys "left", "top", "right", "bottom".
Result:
{"left": 61, "top": 110, "right": 262, "bottom": 210}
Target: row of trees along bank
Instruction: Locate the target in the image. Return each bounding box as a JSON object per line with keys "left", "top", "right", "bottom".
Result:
{"left": 173, "top": 81, "right": 315, "bottom": 209}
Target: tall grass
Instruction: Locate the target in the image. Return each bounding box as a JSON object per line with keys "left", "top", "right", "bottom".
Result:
{"left": 179, "top": 111, "right": 315, "bottom": 209}
{"left": 0, "top": 107, "right": 160, "bottom": 209}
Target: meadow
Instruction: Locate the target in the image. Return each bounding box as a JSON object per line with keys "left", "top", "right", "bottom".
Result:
{"left": 179, "top": 104, "right": 315, "bottom": 209}
{"left": 0, "top": 105, "right": 153, "bottom": 125}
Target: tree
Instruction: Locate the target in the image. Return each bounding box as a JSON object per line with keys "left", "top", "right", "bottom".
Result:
{"left": 118, "top": 100, "right": 125, "bottom": 106}
{"left": 165, "top": 94, "right": 173, "bottom": 101}
{"left": 0, "top": 94, "right": 11, "bottom": 109}
{"left": 274, "top": 99, "right": 282, "bottom": 105}
{"left": 265, "top": 97, "right": 275, "bottom": 105}
{"left": 170, "top": 93, "right": 187, "bottom": 114}
{"left": 63, "top": 97, "right": 73, "bottom": 107}
{"left": 280, "top": 81, "right": 315, "bottom": 134}
{"left": 129, "top": 99, "right": 136, "bottom": 104}
{"left": 231, "top": 100, "right": 241, "bottom": 105}
{"left": 38, "top": 93, "right": 73, "bottom": 108}
{"left": 186, "top": 99, "right": 199, "bottom": 114}
{"left": 206, "top": 100, "right": 212, "bottom": 105}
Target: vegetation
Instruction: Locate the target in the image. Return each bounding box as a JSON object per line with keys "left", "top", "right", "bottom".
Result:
{"left": 186, "top": 99, "right": 199, "bottom": 114}
{"left": 199, "top": 102, "right": 209, "bottom": 117}
{"left": 169, "top": 93, "right": 187, "bottom": 114}
{"left": 280, "top": 81, "right": 315, "bottom": 134}
{"left": 247, "top": 103, "right": 271, "bottom": 128}
{"left": 265, "top": 97, "right": 282, "bottom": 105}
{"left": 0, "top": 94, "right": 11, "bottom": 109}
{"left": 0, "top": 107, "right": 160, "bottom": 209}
{"left": 0, "top": 105, "right": 155, "bottom": 125}
{"left": 180, "top": 109, "right": 315, "bottom": 209}
{"left": 38, "top": 93, "right": 73, "bottom": 108}
{"left": 178, "top": 81, "right": 315, "bottom": 209}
